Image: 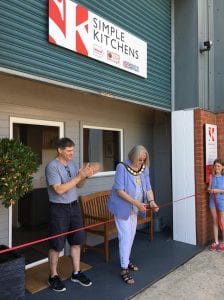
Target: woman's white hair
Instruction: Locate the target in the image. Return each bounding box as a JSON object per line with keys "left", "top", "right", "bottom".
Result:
{"left": 128, "top": 145, "right": 150, "bottom": 166}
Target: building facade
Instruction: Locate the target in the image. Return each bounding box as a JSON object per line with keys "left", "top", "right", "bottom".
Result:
{"left": 0, "top": 0, "right": 224, "bottom": 267}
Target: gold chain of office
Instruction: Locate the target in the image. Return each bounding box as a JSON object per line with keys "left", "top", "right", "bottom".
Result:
{"left": 121, "top": 162, "right": 145, "bottom": 176}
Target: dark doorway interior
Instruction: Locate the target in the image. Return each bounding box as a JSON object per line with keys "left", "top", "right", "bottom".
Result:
{"left": 12, "top": 124, "right": 59, "bottom": 265}
{"left": 12, "top": 224, "right": 49, "bottom": 265}
{"left": 13, "top": 187, "right": 50, "bottom": 264}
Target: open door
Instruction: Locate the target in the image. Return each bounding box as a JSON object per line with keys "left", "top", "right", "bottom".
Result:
{"left": 9, "top": 117, "right": 64, "bottom": 268}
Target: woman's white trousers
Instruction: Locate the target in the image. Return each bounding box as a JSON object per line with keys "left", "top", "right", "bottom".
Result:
{"left": 115, "top": 213, "right": 137, "bottom": 268}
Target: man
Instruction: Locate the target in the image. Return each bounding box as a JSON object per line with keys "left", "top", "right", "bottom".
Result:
{"left": 45, "top": 137, "right": 99, "bottom": 292}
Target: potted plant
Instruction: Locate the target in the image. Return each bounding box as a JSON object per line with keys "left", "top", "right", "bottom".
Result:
{"left": 0, "top": 138, "right": 40, "bottom": 299}
{"left": 0, "top": 138, "right": 40, "bottom": 208}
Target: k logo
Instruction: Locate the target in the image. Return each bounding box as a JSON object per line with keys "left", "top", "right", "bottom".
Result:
{"left": 49, "top": 0, "right": 89, "bottom": 55}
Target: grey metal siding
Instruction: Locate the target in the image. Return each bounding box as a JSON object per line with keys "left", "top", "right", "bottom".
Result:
{"left": 174, "top": 0, "right": 199, "bottom": 111}
{"left": 0, "top": 0, "right": 171, "bottom": 110}
{"left": 214, "top": 0, "right": 224, "bottom": 112}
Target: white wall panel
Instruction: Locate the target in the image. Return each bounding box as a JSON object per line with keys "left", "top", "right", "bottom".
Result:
{"left": 172, "top": 110, "right": 196, "bottom": 244}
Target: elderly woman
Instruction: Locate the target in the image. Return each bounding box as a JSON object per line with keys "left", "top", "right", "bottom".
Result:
{"left": 107, "top": 145, "right": 159, "bottom": 284}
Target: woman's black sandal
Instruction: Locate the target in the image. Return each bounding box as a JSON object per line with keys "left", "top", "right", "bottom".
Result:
{"left": 120, "top": 269, "right": 135, "bottom": 284}
{"left": 128, "top": 262, "right": 139, "bottom": 271}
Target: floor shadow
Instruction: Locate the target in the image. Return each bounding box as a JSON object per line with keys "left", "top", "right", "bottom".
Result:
{"left": 13, "top": 224, "right": 49, "bottom": 264}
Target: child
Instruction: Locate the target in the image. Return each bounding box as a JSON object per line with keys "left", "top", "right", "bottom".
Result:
{"left": 208, "top": 158, "right": 224, "bottom": 251}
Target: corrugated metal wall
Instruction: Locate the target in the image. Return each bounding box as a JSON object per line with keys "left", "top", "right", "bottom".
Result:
{"left": 214, "top": 0, "right": 224, "bottom": 111}
{"left": 0, "top": 0, "right": 171, "bottom": 110}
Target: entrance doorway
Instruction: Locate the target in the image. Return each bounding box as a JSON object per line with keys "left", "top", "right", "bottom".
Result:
{"left": 10, "top": 117, "right": 63, "bottom": 267}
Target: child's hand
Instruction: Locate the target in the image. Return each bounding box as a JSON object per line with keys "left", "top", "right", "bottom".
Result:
{"left": 208, "top": 188, "right": 220, "bottom": 194}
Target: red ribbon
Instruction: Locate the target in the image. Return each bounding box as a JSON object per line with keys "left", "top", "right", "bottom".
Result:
{"left": 0, "top": 191, "right": 208, "bottom": 255}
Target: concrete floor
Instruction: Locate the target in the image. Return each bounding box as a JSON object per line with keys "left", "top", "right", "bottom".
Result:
{"left": 132, "top": 248, "right": 224, "bottom": 300}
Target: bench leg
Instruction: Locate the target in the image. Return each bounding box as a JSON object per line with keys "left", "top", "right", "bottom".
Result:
{"left": 82, "top": 244, "right": 87, "bottom": 253}
{"left": 150, "top": 219, "right": 154, "bottom": 240}
{"left": 103, "top": 223, "right": 110, "bottom": 262}
{"left": 104, "top": 235, "right": 109, "bottom": 262}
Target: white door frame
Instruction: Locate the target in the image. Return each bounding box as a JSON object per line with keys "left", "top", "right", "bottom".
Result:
{"left": 9, "top": 117, "right": 64, "bottom": 268}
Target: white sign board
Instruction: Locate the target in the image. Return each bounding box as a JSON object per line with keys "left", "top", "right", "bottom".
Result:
{"left": 49, "top": 0, "right": 147, "bottom": 78}
{"left": 205, "top": 123, "right": 217, "bottom": 183}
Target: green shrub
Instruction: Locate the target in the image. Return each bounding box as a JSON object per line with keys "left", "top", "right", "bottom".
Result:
{"left": 0, "top": 138, "right": 40, "bottom": 208}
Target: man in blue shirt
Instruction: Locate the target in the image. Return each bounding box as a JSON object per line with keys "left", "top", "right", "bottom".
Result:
{"left": 45, "top": 137, "right": 98, "bottom": 292}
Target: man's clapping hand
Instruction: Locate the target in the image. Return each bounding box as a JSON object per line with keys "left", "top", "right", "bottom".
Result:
{"left": 78, "top": 162, "right": 101, "bottom": 179}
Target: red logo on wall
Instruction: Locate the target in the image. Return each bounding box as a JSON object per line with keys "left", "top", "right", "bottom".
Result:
{"left": 75, "top": 5, "right": 88, "bottom": 56}
{"left": 49, "top": 0, "right": 89, "bottom": 56}
{"left": 208, "top": 126, "right": 215, "bottom": 142}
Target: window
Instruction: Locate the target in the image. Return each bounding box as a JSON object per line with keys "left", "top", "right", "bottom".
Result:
{"left": 13, "top": 124, "right": 59, "bottom": 163}
{"left": 83, "top": 126, "right": 123, "bottom": 173}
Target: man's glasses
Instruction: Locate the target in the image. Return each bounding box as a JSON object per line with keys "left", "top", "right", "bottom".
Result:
{"left": 64, "top": 165, "right": 71, "bottom": 178}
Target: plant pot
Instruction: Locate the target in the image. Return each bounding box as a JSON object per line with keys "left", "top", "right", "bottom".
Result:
{"left": 0, "top": 245, "right": 25, "bottom": 300}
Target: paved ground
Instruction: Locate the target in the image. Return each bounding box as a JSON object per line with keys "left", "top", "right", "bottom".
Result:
{"left": 132, "top": 248, "right": 224, "bottom": 300}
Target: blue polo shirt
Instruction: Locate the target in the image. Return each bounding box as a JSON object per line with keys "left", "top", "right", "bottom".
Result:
{"left": 45, "top": 159, "right": 78, "bottom": 204}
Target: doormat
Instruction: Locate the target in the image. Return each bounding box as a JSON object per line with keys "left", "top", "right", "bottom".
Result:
{"left": 25, "top": 256, "right": 92, "bottom": 294}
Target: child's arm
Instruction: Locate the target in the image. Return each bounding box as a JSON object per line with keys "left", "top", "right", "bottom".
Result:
{"left": 208, "top": 175, "right": 224, "bottom": 194}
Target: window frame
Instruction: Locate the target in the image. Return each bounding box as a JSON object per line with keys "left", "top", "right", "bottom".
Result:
{"left": 82, "top": 124, "right": 123, "bottom": 177}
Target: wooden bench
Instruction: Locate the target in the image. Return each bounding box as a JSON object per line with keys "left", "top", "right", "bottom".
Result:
{"left": 79, "top": 190, "right": 153, "bottom": 262}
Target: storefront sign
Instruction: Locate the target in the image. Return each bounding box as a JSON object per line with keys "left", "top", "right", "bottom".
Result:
{"left": 204, "top": 124, "right": 217, "bottom": 183}
{"left": 49, "top": 0, "right": 147, "bottom": 78}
